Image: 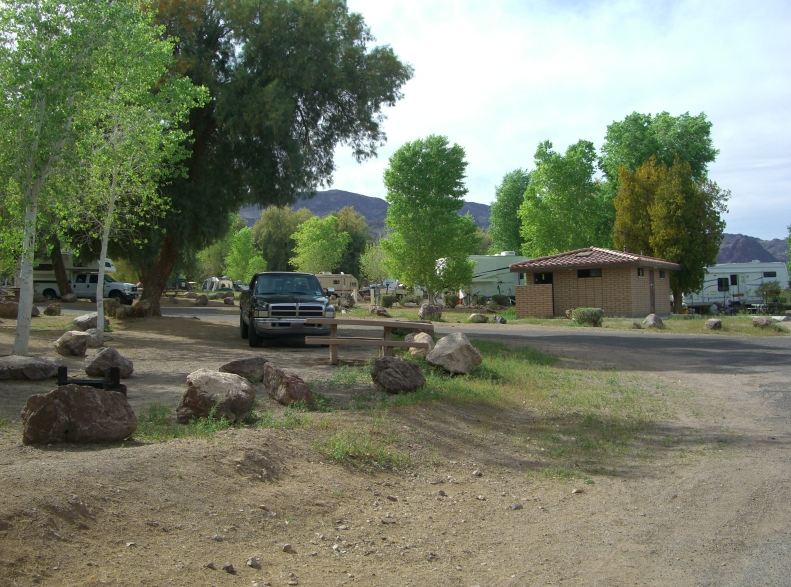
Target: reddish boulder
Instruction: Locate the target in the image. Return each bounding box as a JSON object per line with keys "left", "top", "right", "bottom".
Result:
{"left": 263, "top": 363, "right": 312, "bottom": 406}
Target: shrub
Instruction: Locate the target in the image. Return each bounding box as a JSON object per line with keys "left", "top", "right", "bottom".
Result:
{"left": 381, "top": 294, "right": 396, "bottom": 308}
{"left": 491, "top": 294, "right": 511, "bottom": 306}
{"left": 471, "top": 295, "right": 487, "bottom": 306}
{"left": 444, "top": 293, "right": 460, "bottom": 308}
{"left": 403, "top": 295, "right": 421, "bottom": 304}
{"left": 571, "top": 307, "right": 604, "bottom": 327}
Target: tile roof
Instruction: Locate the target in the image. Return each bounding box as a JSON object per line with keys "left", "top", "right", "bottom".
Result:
{"left": 509, "top": 247, "right": 681, "bottom": 271}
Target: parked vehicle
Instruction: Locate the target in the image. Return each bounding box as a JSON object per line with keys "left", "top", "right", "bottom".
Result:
{"left": 683, "top": 261, "right": 789, "bottom": 311}
{"left": 468, "top": 251, "right": 529, "bottom": 301}
{"left": 315, "top": 272, "right": 359, "bottom": 296}
{"left": 36, "top": 272, "right": 137, "bottom": 304}
{"left": 199, "top": 276, "right": 234, "bottom": 292}
{"left": 239, "top": 272, "right": 335, "bottom": 346}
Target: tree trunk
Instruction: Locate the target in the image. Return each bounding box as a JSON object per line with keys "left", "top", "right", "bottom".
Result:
{"left": 673, "top": 286, "right": 683, "bottom": 314}
{"left": 139, "top": 234, "right": 178, "bottom": 316}
{"left": 50, "top": 238, "right": 74, "bottom": 296}
{"left": 13, "top": 201, "right": 38, "bottom": 355}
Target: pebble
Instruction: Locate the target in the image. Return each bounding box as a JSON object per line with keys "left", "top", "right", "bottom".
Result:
{"left": 572, "top": 488, "right": 584, "bottom": 494}
{"left": 386, "top": 495, "right": 398, "bottom": 502}
{"left": 125, "top": 542, "right": 136, "bottom": 547}
{"left": 246, "top": 556, "right": 261, "bottom": 569}
{"left": 335, "top": 525, "right": 349, "bottom": 530}
{"left": 204, "top": 562, "right": 216, "bottom": 570}
{"left": 437, "top": 490, "right": 447, "bottom": 497}
{"left": 283, "top": 544, "right": 297, "bottom": 554}
{"left": 210, "top": 534, "right": 224, "bottom": 542}
{"left": 222, "top": 562, "right": 235, "bottom": 574}
{"left": 510, "top": 503, "right": 524, "bottom": 510}
{"left": 472, "top": 470, "right": 483, "bottom": 477}
{"left": 477, "top": 495, "right": 486, "bottom": 501}
{"left": 288, "top": 582, "right": 298, "bottom": 586}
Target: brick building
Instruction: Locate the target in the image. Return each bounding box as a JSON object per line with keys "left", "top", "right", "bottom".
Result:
{"left": 509, "top": 247, "right": 680, "bottom": 318}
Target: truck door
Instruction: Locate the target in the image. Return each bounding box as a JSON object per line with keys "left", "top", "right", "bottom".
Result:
{"left": 73, "top": 273, "right": 88, "bottom": 299}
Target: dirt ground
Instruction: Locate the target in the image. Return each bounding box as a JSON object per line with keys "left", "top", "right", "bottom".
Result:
{"left": 1, "top": 314, "right": 790, "bottom": 586}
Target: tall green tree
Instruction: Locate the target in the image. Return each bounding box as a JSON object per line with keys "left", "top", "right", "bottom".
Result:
{"left": 335, "top": 206, "right": 371, "bottom": 277}
{"left": 252, "top": 207, "right": 314, "bottom": 271}
{"left": 359, "top": 240, "right": 388, "bottom": 285}
{"left": 489, "top": 169, "right": 530, "bottom": 253}
{"left": 223, "top": 227, "right": 267, "bottom": 283}
{"left": 518, "top": 140, "right": 613, "bottom": 258}
{"left": 128, "top": 0, "right": 412, "bottom": 314}
{"left": 196, "top": 214, "right": 247, "bottom": 279}
{"left": 382, "top": 135, "right": 478, "bottom": 301}
{"left": 613, "top": 157, "right": 729, "bottom": 312}
{"left": 291, "top": 215, "right": 351, "bottom": 274}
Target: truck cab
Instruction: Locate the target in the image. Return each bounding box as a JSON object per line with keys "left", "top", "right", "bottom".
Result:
{"left": 71, "top": 273, "right": 138, "bottom": 304}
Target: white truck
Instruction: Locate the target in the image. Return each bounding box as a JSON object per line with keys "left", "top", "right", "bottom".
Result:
{"left": 683, "top": 261, "right": 789, "bottom": 311}
{"left": 32, "top": 255, "right": 138, "bottom": 304}
{"left": 469, "top": 252, "right": 529, "bottom": 300}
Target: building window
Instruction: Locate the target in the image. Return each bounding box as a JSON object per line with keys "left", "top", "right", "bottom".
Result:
{"left": 730, "top": 274, "right": 738, "bottom": 286}
{"left": 534, "top": 272, "right": 553, "bottom": 284}
{"left": 717, "top": 277, "right": 730, "bottom": 292}
{"left": 764, "top": 271, "right": 777, "bottom": 278}
{"left": 577, "top": 269, "right": 602, "bottom": 278}
{"left": 332, "top": 280, "right": 340, "bottom": 285}
{"left": 637, "top": 268, "right": 644, "bottom": 277}
{"left": 659, "top": 270, "right": 665, "bottom": 278}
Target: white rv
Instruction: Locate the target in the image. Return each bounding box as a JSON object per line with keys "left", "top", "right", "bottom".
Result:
{"left": 683, "top": 261, "right": 789, "bottom": 311}
{"left": 469, "top": 252, "right": 529, "bottom": 300}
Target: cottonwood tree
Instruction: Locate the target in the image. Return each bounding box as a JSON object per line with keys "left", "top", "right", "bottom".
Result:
{"left": 359, "top": 241, "right": 388, "bottom": 285}
{"left": 127, "top": 0, "right": 412, "bottom": 315}
{"left": 613, "top": 157, "right": 729, "bottom": 312}
{"left": 252, "top": 207, "right": 314, "bottom": 271}
{"left": 291, "top": 215, "right": 351, "bottom": 274}
{"left": 518, "top": 140, "right": 613, "bottom": 258}
{"left": 335, "top": 206, "right": 371, "bottom": 277}
{"left": 223, "top": 228, "right": 266, "bottom": 283}
{"left": 382, "top": 135, "right": 479, "bottom": 302}
{"left": 197, "top": 214, "right": 247, "bottom": 279}
{"left": 0, "top": 0, "right": 125, "bottom": 354}
{"left": 489, "top": 169, "right": 530, "bottom": 253}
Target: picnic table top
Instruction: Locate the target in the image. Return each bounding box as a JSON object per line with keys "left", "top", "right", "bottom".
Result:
{"left": 304, "top": 317, "right": 434, "bottom": 330}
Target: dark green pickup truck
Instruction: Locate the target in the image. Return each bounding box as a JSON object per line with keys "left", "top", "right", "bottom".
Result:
{"left": 239, "top": 272, "right": 335, "bottom": 346}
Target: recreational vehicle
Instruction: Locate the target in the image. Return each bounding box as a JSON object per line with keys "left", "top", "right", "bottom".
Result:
{"left": 683, "top": 261, "right": 789, "bottom": 311}
{"left": 469, "top": 252, "right": 529, "bottom": 300}
{"left": 316, "top": 273, "right": 359, "bottom": 295}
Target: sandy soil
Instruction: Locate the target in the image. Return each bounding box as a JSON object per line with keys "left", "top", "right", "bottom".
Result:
{"left": 1, "top": 314, "right": 790, "bottom": 586}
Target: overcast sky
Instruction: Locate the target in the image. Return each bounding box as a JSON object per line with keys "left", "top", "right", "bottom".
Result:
{"left": 329, "top": 0, "right": 791, "bottom": 241}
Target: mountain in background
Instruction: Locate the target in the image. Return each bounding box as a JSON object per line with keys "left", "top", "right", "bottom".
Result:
{"left": 717, "top": 234, "right": 789, "bottom": 264}
{"left": 239, "top": 189, "right": 491, "bottom": 234}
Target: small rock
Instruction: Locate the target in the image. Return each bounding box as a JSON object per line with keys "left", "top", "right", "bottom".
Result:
{"left": 53, "top": 330, "right": 91, "bottom": 357}
{"left": 44, "top": 303, "right": 61, "bottom": 316}
{"left": 492, "top": 315, "right": 507, "bottom": 324}
{"left": 643, "top": 313, "right": 664, "bottom": 329}
{"left": 263, "top": 363, "right": 312, "bottom": 406}
{"left": 288, "top": 582, "right": 299, "bottom": 586}
{"left": 211, "top": 534, "right": 224, "bottom": 542}
{"left": 753, "top": 316, "right": 772, "bottom": 329}
{"left": 437, "top": 490, "right": 447, "bottom": 497}
{"left": 472, "top": 470, "right": 483, "bottom": 477}
{"left": 477, "top": 495, "right": 486, "bottom": 501}
{"left": 335, "top": 525, "right": 349, "bottom": 530}
{"left": 283, "top": 544, "right": 296, "bottom": 554}
{"left": 371, "top": 356, "right": 425, "bottom": 393}
{"left": 572, "top": 488, "right": 584, "bottom": 494}
{"left": 632, "top": 322, "right": 642, "bottom": 329}
{"left": 125, "top": 542, "right": 136, "bottom": 547}
{"left": 246, "top": 556, "right": 261, "bottom": 569}
{"left": 204, "top": 562, "right": 216, "bottom": 570}
{"left": 386, "top": 495, "right": 398, "bottom": 502}
{"left": 510, "top": 503, "right": 524, "bottom": 510}
{"left": 467, "top": 313, "right": 488, "bottom": 323}
{"left": 221, "top": 562, "right": 235, "bottom": 574}
{"left": 195, "top": 294, "right": 209, "bottom": 306}
{"left": 705, "top": 318, "right": 722, "bottom": 330}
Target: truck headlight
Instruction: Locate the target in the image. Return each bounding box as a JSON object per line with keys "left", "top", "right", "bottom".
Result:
{"left": 324, "top": 305, "right": 336, "bottom": 318}
{"left": 255, "top": 305, "right": 269, "bottom": 318}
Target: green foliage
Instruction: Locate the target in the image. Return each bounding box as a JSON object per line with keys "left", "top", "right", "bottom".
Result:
{"left": 756, "top": 281, "right": 782, "bottom": 304}
{"left": 359, "top": 241, "right": 388, "bottom": 285}
{"left": 380, "top": 294, "right": 396, "bottom": 308}
{"left": 518, "top": 140, "right": 614, "bottom": 258}
{"left": 252, "top": 207, "right": 314, "bottom": 271}
{"left": 223, "top": 227, "right": 266, "bottom": 283}
{"left": 291, "top": 214, "right": 351, "bottom": 274}
{"left": 444, "top": 293, "right": 460, "bottom": 308}
{"left": 313, "top": 429, "right": 411, "bottom": 471}
{"left": 335, "top": 206, "right": 370, "bottom": 277}
{"left": 134, "top": 403, "right": 234, "bottom": 441}
{"left": 571, "top": 308, "right": 604, "bottom": 327}
{"left": 489, "top": 169, "right": 530, "bottom": 253}
{"left": 491, "top": 294, "right": 511, "bottom": 306}
{"left": 439, "top": 254, "right": 475, "bottom": 292}
{"left": 196, "top": 214, "right": 247, "bottom": 280}
{"left": 382, "top": 135, "right": 479, "bottom": 301}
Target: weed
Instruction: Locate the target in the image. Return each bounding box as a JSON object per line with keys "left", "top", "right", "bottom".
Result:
{"left": 134, "top": 402, "right": 233, "bottom": 442}
{"left": 0, "top": 417, "right": 9, "bottom": 430}
{"left": 539, "top": 466, "right": 593, "bottom": 483}
{"left": 313, "top": 429, "right": 411, "bottom": 472}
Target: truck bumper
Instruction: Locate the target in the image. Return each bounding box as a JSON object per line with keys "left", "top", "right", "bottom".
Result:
{"left": 253, "top": 318, "right": 330, "bottom": 337}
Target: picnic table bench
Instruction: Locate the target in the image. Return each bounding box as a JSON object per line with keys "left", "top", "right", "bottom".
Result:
{"left": 304, "top": 318, "right": 434, "bottom": 365}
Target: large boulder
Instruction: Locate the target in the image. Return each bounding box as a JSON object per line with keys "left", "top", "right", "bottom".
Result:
{"left": 223, "top": 290, "right": 235, "bottom": 299}
{"left": 468, "top": 313, "right": 488, "bottom": 323}
{"left": 177, "top": 369, "right": 255, "bottom": 424}
{"left": 60, "top": 293, "right": 77, "bottom": 303}
{"left": 643, "top": 314, "right": 664, "bottom": 329}
{"left": 44, "top": 303, "right": 62, "bottom": 316}
{"left": 223, "top": 296, "right": 234, "bottom": 306}
{"left": 72, "top": 312, "right": 98, "bottom": 331}
{"left": 405, "top": 331, "right": 435, "bottom": 358}
{"left": 21, "top": 384, "right": 137, "bottom": 445}
{"left": 263, "top": 363, "right": 312, "bottom": 406}
{"left": 0, "top": 301, "right": 39, "bottom": 318}
{"left": 195, "top": 294, "right": 209, "bottom": 307}
{"left": 418, "top": 303, "right": 442, "bottom": 321}
{"left": 426, "top": 332, "right": 482, "bottom": 375}
{"left": 705, "top": 318, "right": 722, "bottom": 330}
{"left": 103, "top": 297, "right": 121, "bottom": 316}
{"left": 53, "top": 331, "right": 92, "bottom": 357}
{"left": 130, "top": 299, "right": 150, "bottom": 318}
{"left": 85, "top": 347, "right": 133, "bottom": 378}
{"left": 753, "top": 316, "right": 772, "bottom": 329}
{"left": 84, "top": 328, "right": 104, "bottom": 348}
{"left": 219, "top": 356, "right": 269, "bottom": 382}
{"left": 0, "top": 355, "right": 62, "bottom": 380}
{"left": 371, "top": 357, "right": 425, "bottom": 393}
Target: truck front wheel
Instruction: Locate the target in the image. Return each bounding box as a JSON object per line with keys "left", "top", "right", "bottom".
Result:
{"left": 42, "top": 288, "right": 58, "bottom": 300}
{"left": 248, "top": 318, "right": 262, "bottom": 347}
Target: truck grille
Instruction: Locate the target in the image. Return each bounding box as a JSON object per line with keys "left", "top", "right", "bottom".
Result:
{"left": 269, "top": 303, "right": 324, "bottom": 318}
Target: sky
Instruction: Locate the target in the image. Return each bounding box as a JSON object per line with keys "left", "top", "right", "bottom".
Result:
{"left": 328, "top": 0, "right": 791, "bottom": 241}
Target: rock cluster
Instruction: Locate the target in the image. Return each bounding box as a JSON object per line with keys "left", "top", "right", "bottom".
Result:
{"left": 369, "top": 306, "right": 389, "bottom": 317}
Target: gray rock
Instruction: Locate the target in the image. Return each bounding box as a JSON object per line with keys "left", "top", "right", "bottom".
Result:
{"left": 84, "top": 328, "right": 104, "bottom": 348}
{"left": 85, "top": 347, "right": 134, "bottom": 378}
{"left": 222, "top": 563, "right": 236, "bottom": 574}
{"left": 33, "top": 291, "right": 46, "bottom": 303}
{"left": 282, "top": 544, "right": 297, "bottom": 554}
{"left": 405, "top": 332, "right": 435, "bottom": 358}
{"left": 705, "top": 318, "right": 722, "bottom": 330}
{"left": 369, "top": 305, "right": 389, "bottom": 317}
{"left": 0, "top": 355, "right": 62, "bottom": 380}
{"left": 195, "top": 294, "right": 209, "bottom": 307}
{"left": 219, "top": 356, "right": 269, "bottom": 382}
{"left": 103, "top": 297, "right": 121, "bottom": 316}
{"left": 772, "top": 315, "right": 790, "bottom": 322}
{"left": 223, "top": 296, "right": 234, "bottom": 305}
{"left": 185, "top": 292, "right": 198, "bottom": 299}
{"left": 72, "top": 312, "right": 99, "bottom": 331}
{"left": 53, "top": 331, "right": 92, "bottom": 357}
{"left": 60, "top": 293, "right": 77, "bottom": 303}
{"left": 404, "top": 302, "right": 418, "bottom": 308}
{"left": 177, "top": 369, "right": 255, "bottom": 423}
{"left": 0, "top": 301, "right": 39, "bottom": 318}
{"left": 44, "top": 303, "right": 61, "bottom": 316}
{"left": 263, "top": 363, "right": 313, "bottom": 406}
{"left": 468, "top": 313, "right": 488, "bottom": 323}
{"left": 223, "top": 290, "right": 235, "bottom": 299}
{"left": 371, "top": 357, "right": 426, "bottom": 393}
{"left": 510, "top": 503, "right": 524, "bottom": 510}
{"left": 426, "top": 332, "right": 482, "bottom": 375}
{"left": 643, "top": 314, "right": 664, "bottom": 329}
{"left": 753, "top": 316, "right": 772, "bottom": 328}
{"left": 492, "top": 315, "right": 507, "bottom": 324}
{"left": 632, "top": 322, "right": 642, "bottom": 329}
{"left": 418, "top": 303, "right": 442, "bottom": 321}
{"left": 115, "top": 306, "right": 133, "bottom": 320}
{"left": 21, "top": 384, "right": 137, "bottom": 445}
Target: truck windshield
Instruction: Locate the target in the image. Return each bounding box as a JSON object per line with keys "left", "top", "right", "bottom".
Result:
{"left": 256, "top": 274, "right": 323, "bottom": 296}
{"left": 104, "top": 275, "right": 116, "bottom": 283}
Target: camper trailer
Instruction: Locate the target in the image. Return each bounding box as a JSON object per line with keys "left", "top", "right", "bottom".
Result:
{"left": 683, "top": 261, "right": 789, "bottom": 311}
{"left": 316, "top": 273, "right": 359, "bottom": 296}
{"left": 30, "top": 254, "right": 123, "bottom": 300}
{"left": 469, "top": 252, "right": 529, "bottom": 300}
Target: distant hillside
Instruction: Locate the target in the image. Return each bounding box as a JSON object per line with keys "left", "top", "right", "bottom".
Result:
{"left": 240, "top": 189, "right": 491, "bottom": 234}
{"left": 717, "top": 234, "right": 789, "bottom": 264}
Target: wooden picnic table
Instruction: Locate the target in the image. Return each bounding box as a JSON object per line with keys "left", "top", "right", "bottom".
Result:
{"left": 304, "top": 318, "right": 434, "bottom": 365}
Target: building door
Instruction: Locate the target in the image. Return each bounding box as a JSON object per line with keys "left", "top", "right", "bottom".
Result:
{"left": 649, "top": 270, "right": 655, "bottom": 313}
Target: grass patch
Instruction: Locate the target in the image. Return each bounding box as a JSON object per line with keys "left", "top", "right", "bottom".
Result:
{"left": 134, "top": 403, "right": 235, "bottom": 442}
{"left": 539, "top": 466, "right": 594, "bottom": 483}
{"left": 313, "top": 428, "right": 411, "bottom": 472}
{"left": 0, "top": 417, "right": 9, "bottom": 430}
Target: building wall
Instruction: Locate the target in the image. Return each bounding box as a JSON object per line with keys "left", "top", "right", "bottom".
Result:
{"left": 515, "top": 267, "right": 674, "bottom": 318}
{"left": 514, "top": 283, "right": 553, "bottom": 318}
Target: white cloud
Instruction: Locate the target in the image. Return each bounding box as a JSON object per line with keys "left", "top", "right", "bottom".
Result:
{"left": 329, "top": 0, "right": 791, "bottom": 240}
